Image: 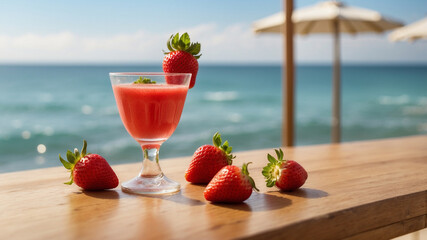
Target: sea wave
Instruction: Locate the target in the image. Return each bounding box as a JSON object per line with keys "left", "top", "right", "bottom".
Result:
{"left": 378, "top": 95, "right": 410, "bottom": 105}
{"left": 418, "top": 97, "right": 427, "bottom": 105}
{"left": 0, "top": 102, "right": 73, "bottom": 112}
{"left": 418, "top": 123, "right": 427, "bottom": 133}
{"left": 203, "top": 91, "right": 239, "bottom": 102}
{"left": 403, "top": 106, "right": 427, "bottom": 115}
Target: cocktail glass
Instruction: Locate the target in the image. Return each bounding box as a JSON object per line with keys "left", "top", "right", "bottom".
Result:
{"left": 110, "top": 72, "right": 191, "bottom": 194}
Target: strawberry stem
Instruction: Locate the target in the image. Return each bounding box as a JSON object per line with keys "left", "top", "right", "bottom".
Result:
{"left": 242, "top": 162, "right": 259, "bottom": 192}
{"left": 81, "top": 140, "right": 87, "bottom": 157}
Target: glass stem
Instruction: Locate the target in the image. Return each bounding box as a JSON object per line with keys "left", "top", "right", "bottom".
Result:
{"left": 139, "top": 145, "right": 163, "bottom": 178}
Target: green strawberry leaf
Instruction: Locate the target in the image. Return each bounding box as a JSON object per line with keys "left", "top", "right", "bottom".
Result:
{"left": 64, "top": 179, "right": 73, "bottom": 185}
{"left": 226, "top": 146, "right": 232, "bottom": 154}
{"left": 163, "top": 33, "right": 202, "bottom": 59}
{"left": 211, "top": 132, "right": 234, "bottom": 165}
{"left": 274, "top": 149, "right": 280, "bottom": 158}
{"left": 267, "top": 154, "right": 276, "bottom": 163}
{"left": 59, "top": 154, "right": 72, "bottom": 170}
{"left": 262, "top": 163, "right": 274, "bottom": 177}
{"left": 277, "top": 149, "right": 284, "bottom": 160}
{"left": 167, "top": 34, "right": 174, "bottom": 52}
{"left": 222, "top": 140, "right": 229, "bottom": 149}
{"left": 191, "top": 43, "right": 201, "bottom": 55}
{"left": 212, "top": 132, "right": 222, "bottom": 147}
{"left": 266, "top": 179, "right": 275, "bottom": 187}
{"left": 134, "top": 76, "right": 156, "bottom": 84}
{"left": 263, "top": 148, "right": 287, "bottom": 188}
{"left": 178, "top": 40, "right": 185, "bottom": 50}
{"left": 180, "top": 32, "right": 190, "bottom": 48}
{"left": 66, "top": 150, "right": 76, "bottom": 164}
{"left": 60, "top": 140, "right": 95, "bottom": 186}
{"left": 186, "top": 43, "right": 197, "bottom": 53}
{"left": 172, "top": 33, "right": 180, "bottom": 48}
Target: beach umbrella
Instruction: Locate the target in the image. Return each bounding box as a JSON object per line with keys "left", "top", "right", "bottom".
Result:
{"left": 283, "top": 0, "right": 295, "bottom": 147}
{"left": 253, "top": 1, "right": 403, "bottom": 143}
{"left": 389, "top": 16, "right": 427, "bottom": 42}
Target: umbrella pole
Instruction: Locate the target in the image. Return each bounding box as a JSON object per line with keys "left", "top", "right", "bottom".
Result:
{"left": 282, "top": 0, "right": 295, "bottom": 147}
{"left": 332, "top": 20, "right": 341, "bottom": 143}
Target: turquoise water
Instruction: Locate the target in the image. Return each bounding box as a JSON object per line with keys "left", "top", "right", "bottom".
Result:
{"left": 0, "top": 64, "right": 426, "bottom": 173}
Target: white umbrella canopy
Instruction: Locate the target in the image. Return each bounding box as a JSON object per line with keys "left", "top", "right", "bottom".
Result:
{"left": 253, "top": 1, "right": 403, "bottom": 34}
{"left": 253, "top": 1, "right": 403, "bottom": 143}
{"left": 389, "top": 16, "right": 427, "bottom": 42}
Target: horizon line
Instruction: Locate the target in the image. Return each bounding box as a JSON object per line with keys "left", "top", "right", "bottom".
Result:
{"left": 0, "top": 62, "right": 426, "bottom": 67}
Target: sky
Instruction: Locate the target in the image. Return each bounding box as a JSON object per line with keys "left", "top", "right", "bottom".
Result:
{"left": 0, "top": 0, "right": 426, "bottom": 65}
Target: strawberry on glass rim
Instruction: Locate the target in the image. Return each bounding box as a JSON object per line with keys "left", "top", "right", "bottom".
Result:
{"left": 163, "top": 32, "right": 201, "bottom": 89}
{"left": 262, "top": 148, "right": 308, "bottom": 191}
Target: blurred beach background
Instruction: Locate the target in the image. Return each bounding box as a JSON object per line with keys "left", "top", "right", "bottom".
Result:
{"left": 0, "top": 0, "right": 426, "bottom": 173}
{"left": 1, "top": 64, "right": 426, "bottom": 172}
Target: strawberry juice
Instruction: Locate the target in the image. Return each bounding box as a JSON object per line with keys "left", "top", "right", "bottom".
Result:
{"left": 113, "top": 84, "right": 188, "bottom": 142}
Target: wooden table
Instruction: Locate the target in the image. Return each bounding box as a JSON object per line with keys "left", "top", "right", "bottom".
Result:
{"left": 1, "top": 135, "right": 427, "bottom": 240}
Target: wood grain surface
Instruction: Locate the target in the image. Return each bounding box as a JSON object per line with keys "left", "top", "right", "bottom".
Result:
{"left": 1, "top": 135, "right": 426, "bottom": 240}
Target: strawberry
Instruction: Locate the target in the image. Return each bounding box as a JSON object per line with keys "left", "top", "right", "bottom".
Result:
{"left": 185, "top": 132, "right": 234, "bottom": 184}
{"left": 204, "top": 162, "right": 259, "bottom": 203}
{"left": 59, "top": 140, "right": 119, "bottom": 190}
{"left": 163, "top": 32, "right": 201, "bottom": 89}
{"left": 262, "top": 148, "right": 308, "bottom": 191}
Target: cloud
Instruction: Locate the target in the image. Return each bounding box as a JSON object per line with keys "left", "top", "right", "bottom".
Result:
{"left": 0, "top": 24, "right": 426, "bottom": 63}
{"left": 0, "top": 31, "right": 165, "bottom": 63}
{"left": 296, "top": 33, "right": 427, "bottom": 63}
{"left": 179, "top": 23, "right": 283, "bottom": 62}
{"left": 0, "top": 32, "right": 76, "bottom": 50}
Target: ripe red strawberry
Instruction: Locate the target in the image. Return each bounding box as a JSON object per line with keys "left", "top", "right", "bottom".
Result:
{"left": 262, "top": 149, "right": 307, "bottom": 191}
{"left": 59, "top": 140, "right": 119, "bottom": 190}
{"left": 163, "top": 32, "right": 201, "bottom": 89}
{"left": 204, "top": 162, "right": 259, "bottom": 203}
{"left": 185, "top": 132, "right": 234, "bottom": 184}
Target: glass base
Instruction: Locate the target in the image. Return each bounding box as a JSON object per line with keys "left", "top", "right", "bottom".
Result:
{"left": 121, "top": 174, "right": 181, "bottom": 195}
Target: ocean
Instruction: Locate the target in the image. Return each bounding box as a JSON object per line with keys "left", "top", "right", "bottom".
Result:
{"left": 0, "top": 64, "right": 426, "bottom": 173}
